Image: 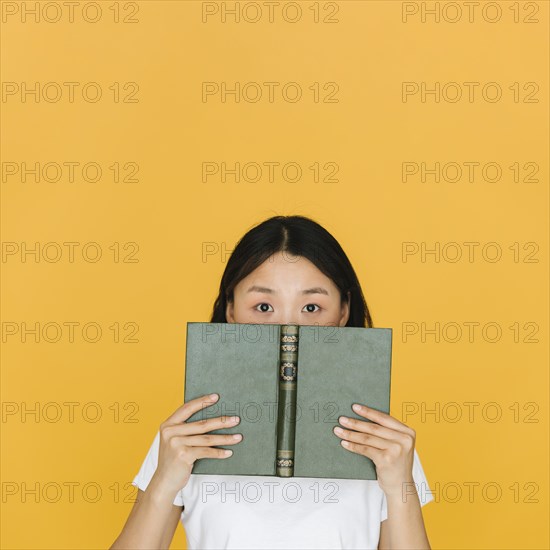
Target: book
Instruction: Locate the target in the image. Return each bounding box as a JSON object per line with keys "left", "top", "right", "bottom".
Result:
{"left": 183, "top": 322, "right": 392, "bottom": 480}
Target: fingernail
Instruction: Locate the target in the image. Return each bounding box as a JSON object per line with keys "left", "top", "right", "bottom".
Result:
{"left": 334, "top": 427, "right": 344, "bottom": 435}
{"left": 209, "top": 393, "right": 219, "bottom": 401}
{"left": 232, "top": 434, "right": 242, "bottom": 440}
{"left": 224, "top": 449, "right": 233, "bottom": 456}
{"left": 352, "top": 404, "right": 363, "bottom": 411}
{"left": 230, "top": 416, "right": 240, "bottom": 423}
{"left": 340, "top": 416, "right": 349, "bottom": 424}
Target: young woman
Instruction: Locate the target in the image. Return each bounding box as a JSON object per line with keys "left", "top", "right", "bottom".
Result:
{"left": 110, "top": 215, "right": 434, "bottom": 550}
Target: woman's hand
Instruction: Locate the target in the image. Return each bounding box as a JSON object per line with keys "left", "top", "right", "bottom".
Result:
{"left": 333, "top": 404, "right": 416, "bottom": 499}
{"left": 151, "top": 393, "right": 242, "bottom": 498}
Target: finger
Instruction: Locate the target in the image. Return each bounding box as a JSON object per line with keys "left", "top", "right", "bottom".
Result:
{"left": 333, "top": 426, "right": 389, "bottom": 450}
{"left": 339, "top": 415, "right": 398, "bottom": 442}
{"left": 162, "top": 415, "right": 240, "bottom": 437}
{"left": 164, "top": 393, "right": 221, "bottom": 425}
{"left": 182, "top": 433, "right": 243, "bottom": 447}
{"left": 350, "top": 404, "right": 415, "bottom": 436}
{"left": 188, "top": 445, "right": 235, "bottom": 462}
{"left": 186, "top": 415, "right": 242, "bottom": 435}
{"left": 340, "top": 440, "right": 383, "bottom": 463}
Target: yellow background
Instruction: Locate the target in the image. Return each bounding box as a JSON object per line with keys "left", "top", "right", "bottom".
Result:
{"left": 1, "top": 0, "right": 548, "bottom": 548}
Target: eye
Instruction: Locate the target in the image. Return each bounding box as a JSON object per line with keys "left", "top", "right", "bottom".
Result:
{"left": 254, "top": 303, "right": 274, "bottom": 312}
{"left": 302, "top": 304, "right": 321, "bottom": 313}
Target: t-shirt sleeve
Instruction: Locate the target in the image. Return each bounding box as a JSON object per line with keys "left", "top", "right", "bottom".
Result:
{"left": 131, "top": 430, "right": 185, "bottom": 507}
{"left": 380, "top": 448, "right": 434, "bottom": 522}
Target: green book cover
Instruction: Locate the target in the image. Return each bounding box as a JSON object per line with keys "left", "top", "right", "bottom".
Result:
{"left": 183, "top": 322, "right": 392, "bottom": 480}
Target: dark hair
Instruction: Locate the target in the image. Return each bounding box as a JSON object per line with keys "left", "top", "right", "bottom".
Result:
{"left": 209, "top": 215, "right": 373, "bottom": 328}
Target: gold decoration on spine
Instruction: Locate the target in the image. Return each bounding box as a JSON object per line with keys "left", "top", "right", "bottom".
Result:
{"left": 282, "top": 344, "right": 297, "bottom": 351}
{"left": 280, "top": 362, "right": 297, "bottom": 381}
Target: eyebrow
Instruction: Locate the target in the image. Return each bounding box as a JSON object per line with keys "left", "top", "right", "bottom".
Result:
{"left": 246, "top": 285, "right": 329, "bottom": 296}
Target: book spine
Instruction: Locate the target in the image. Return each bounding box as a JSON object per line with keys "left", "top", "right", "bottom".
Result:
{"left": 276, "top": 324, "right": 299, "bottom": 477}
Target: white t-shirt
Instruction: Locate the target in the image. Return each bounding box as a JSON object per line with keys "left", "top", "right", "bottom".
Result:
{"left": 132, "top": 430, "right": 434, "bottom": 549}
